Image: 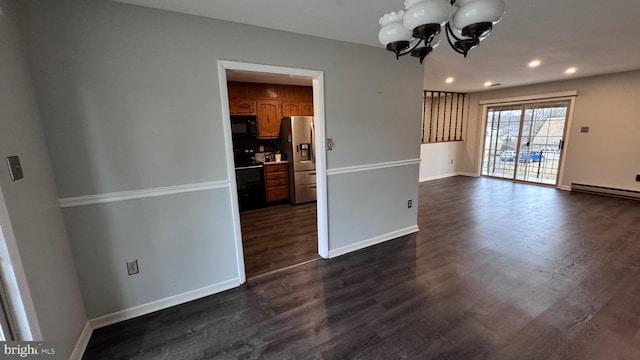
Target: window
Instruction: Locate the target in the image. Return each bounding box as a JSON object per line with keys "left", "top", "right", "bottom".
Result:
{"left": 422, "top": 91, "right": 467, "bottom": 143}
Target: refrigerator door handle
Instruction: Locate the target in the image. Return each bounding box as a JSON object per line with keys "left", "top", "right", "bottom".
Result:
{"left": 310, "top": 120, "right": 315, "bottom": 166}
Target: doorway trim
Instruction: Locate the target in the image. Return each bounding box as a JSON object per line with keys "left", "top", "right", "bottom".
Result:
{"left": 476, "top": 91, "right": 577, "bottom": 189}
{"left": 217, "top": 60, "right": 328, "bottom": 284}
{"left": 0, "top": 191, "right": 40, "bottom": 341}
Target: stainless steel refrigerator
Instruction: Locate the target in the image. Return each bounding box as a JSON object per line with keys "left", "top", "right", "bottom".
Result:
{"left": 280, "top": 116, "right": 316, "bottom": 204}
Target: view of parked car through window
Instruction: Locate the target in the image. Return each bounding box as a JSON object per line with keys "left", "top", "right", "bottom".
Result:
{"left": 482, "top": 101, "right": 569, "bottom": 185}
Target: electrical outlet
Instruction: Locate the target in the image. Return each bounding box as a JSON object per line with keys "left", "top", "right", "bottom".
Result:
{"left": 450, "top": 159, "right": 454, "bottom": 165}
{"left": 126, "top": 260, "right": 139, "bottom": 275}
{"left": 408, "top": 200, "right": 412, "bottom": 208}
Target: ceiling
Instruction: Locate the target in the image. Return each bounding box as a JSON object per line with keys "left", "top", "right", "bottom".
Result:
{"left": 115, "top": 0, "right": 640, "bottom": 93}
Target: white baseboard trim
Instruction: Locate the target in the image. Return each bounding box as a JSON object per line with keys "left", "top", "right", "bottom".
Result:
{"left": 88, "top": 278, "right": 241, "bottom": 330}
{"left": 419, "top": 172, "right": 457, "bottom": 182}
{"left": 328, "top": 225, "right": 419, "bottom": 258}
{"left": 558, "top": 185, "right": 572, "bottom": 191}
{"left": 419, "top": 172, "right": 479, "bottom": 182}
{"left": 69, "top": 321, "right": 92, "bottom": 360}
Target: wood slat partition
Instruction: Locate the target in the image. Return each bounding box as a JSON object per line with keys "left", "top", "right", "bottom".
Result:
{"left": 423, "top": 90, "right": 466, "bottom": 143}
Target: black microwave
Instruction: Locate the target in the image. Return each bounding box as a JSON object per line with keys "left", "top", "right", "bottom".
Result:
{"left": 231, "top": 115, "right": 257, "bottom": 136}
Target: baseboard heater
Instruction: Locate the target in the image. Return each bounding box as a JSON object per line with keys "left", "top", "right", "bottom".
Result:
{"left": 571, "top": 183, "right": 640, "bottom": 201}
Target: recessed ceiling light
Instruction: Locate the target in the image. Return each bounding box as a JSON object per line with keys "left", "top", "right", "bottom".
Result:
{"left": 445, "top": 77, "right": 455, "bottom": 84}
{"left": 484, "top": 81, "right": 493, "bottom": 87}
{"left": 565, "top": 67, "right": 577, "bottom": 74}
{"left": 528, "top": 59, "right": 541, "bottom": 68}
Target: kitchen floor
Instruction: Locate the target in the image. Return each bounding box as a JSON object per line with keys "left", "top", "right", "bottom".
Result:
{"left": 240, "top": 202, "right": 318, "bottom": 278}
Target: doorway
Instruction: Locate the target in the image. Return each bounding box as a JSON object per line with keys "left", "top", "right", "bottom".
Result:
{"left": 481, "top": 101, "right": 570, "bottom": 186}
{"left": 0, "top": 276, "right": 14, "bottom": 340}
{"left": 227, "top": 78, "right": 317, "bottom": 278}
{"left": 217, "top": 60, "right": 328, "bottom": 283}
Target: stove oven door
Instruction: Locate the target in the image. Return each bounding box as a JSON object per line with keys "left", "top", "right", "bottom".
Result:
{"left": 235, "top": 165, "right": 266, "bottom": 211}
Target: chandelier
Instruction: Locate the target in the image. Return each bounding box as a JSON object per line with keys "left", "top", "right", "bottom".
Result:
{"left": 378, "top": 0, "right": 506, "bottom": 63}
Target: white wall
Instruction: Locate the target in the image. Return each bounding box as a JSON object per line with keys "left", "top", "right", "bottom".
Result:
{"left": 15, "top": 0, "right": 423, "bottom": 319}
{"left": 0, "top": 1, "right": 86, "bottom": 357}
{"left": 419, "top": 142, "right": 460, "bottom": 181}
{"left": 463, "top": 71, "right": 640, "bottom": 190}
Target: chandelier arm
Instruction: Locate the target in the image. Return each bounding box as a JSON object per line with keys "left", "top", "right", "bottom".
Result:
{"left": 396, "top": 38, "right": 426, "bottom": 58}
{"left": 445, "top": 22, "right": 463, "bottom": 42}
{"left": 445, "top": 23, "right": 467, "bottom": 56}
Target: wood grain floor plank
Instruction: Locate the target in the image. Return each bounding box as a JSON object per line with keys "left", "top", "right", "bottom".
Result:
{"left": 240, "top": 202, "right": 318, "bottom": 278}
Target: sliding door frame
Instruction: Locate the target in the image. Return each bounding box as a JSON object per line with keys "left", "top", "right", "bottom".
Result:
{"left": 477, "top": 91, "right": 577, "bottom": 188}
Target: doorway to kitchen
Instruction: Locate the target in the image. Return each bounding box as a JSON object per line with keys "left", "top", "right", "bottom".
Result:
{"left": 228, "top": 79, "right": 318, "bottom": 279}
{"left": 481, "top": 100, "right": 570, "bottom": 186}
{"left": 217, "top": 61, "right": 327, "bottom": 282}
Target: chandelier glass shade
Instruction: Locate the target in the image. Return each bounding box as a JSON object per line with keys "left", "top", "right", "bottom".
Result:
{"left": 378, "top": 0, "right": 505, "bottom": 63}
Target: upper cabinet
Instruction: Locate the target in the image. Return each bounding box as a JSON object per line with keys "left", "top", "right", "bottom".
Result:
{"left": 300, "top": 102, "right": 314, "bottom": 116}
{"left": 229, "top": 99, "right": 256, "bottom": 115}
{"left": 282, "top": 101, "right": 301, "bottom": 117}
{"left": 227, "top": 81, "right": 313, "bottom": 138}
{"left": 282, "top": 101, "right": 314, "bottom": 117}
{"left": 256, "top": 100, "right": 282, "bottom": 139}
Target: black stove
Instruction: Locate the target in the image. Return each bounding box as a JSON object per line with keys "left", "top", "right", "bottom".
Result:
{"left": 234, "top": 149, "right": 262, "bottom": 169}
{"left": 235, "top": 160, "right": 263, "bottom": 169}
{"left": 234, "top": 149, "right": 266, "bottom": 211}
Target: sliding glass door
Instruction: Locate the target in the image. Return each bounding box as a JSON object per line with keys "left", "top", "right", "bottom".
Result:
{"left": 482, "top": 105, "right": 522, "bottom": 180}
{"left": 481, "top": 101, "right": 569, "bottom": 186}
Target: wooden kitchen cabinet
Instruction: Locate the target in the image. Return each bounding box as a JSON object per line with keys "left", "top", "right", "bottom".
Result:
{"left": 256, "top": 100, "right": 282, "bottom": 138}
{"left": 282, "top": 101, "right": 301, "bottom": 117}
{"left": 264, "top": 163, "right": 290, "bottom": 202}
{"left": 229, "top": 99, "right": 256, "bottom": 115}
{"left": 300, "top": 102, "right": 314, "bottom": 116}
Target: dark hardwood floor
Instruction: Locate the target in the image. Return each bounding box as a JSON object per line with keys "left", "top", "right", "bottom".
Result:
{"left": 83, "top": 176, "right": 640, "bottom": 359}
{"left": 240, "top": 202, "right": 318, "bottom": 279}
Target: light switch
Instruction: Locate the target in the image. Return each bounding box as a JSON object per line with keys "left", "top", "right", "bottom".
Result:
{"left": 580, "top": 126, "right": 590, "bottom": 133}
{"left": 6, "top": 156, "right": 24, "bottom": 181}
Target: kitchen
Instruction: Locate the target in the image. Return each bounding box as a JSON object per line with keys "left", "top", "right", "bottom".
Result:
{"left": 228, "top": 75, "right": 318, "bottom": 278}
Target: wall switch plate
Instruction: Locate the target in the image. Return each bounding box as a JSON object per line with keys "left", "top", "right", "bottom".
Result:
{"left": 6, "top": 156, "right": 24, "bottom": 181}
{"left": 408, "top": 200, "right": 412, "bottom": 208}
{"left": 580, "top": 126, "right": 590, "bottom": 133}
{"left": 126, "top": 260, "right": 139, "bottom": 275}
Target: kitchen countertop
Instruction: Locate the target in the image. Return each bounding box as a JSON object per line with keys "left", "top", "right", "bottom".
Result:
{"left": 263, "top": 160, "right": 289, "bottom": 165}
